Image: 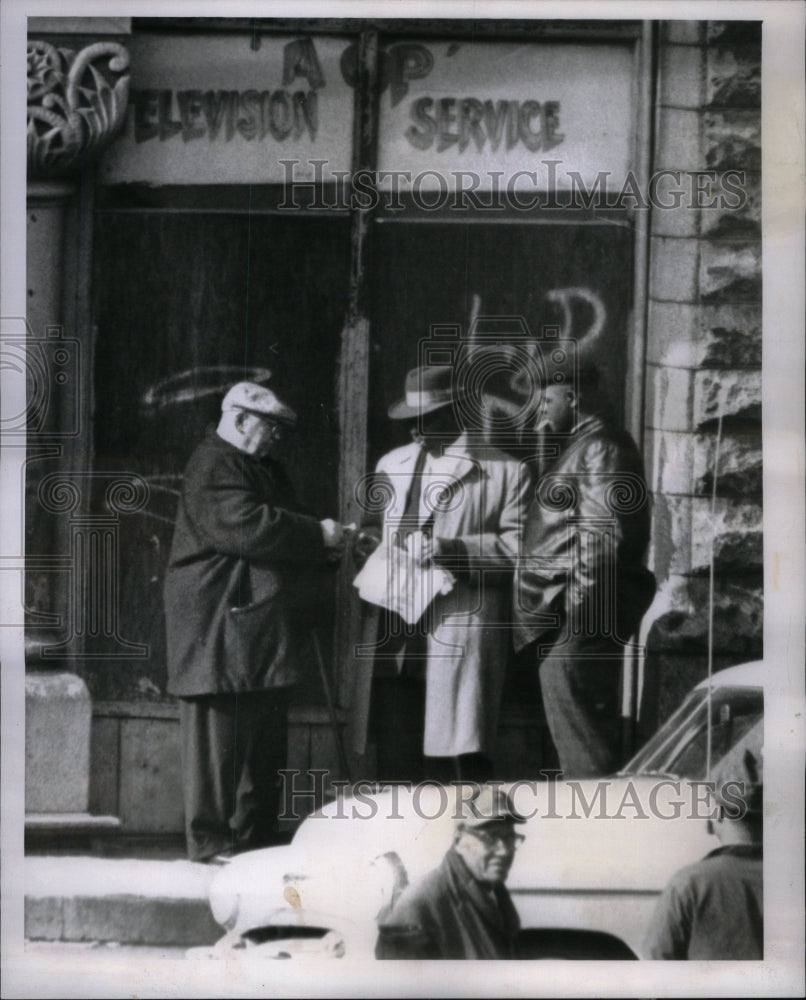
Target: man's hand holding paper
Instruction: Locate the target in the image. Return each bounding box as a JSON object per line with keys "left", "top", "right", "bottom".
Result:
{"left": 353, "top": 529, "right": 455, "bottom": 626}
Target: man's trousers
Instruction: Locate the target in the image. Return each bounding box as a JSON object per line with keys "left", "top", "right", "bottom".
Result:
{"left": 179, "top": 689, "right": 289, "bottom": 862}
{"left": 537, "top": 635, "right": 625, "bottom": 779}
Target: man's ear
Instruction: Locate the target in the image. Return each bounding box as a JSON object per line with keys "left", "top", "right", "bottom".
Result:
{"left": 566, "top": 388, "right": 578, "bottom": 409}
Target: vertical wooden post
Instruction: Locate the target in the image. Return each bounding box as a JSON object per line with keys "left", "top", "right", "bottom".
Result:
{"left": 335, "top": 30, "right": 379, "bottom": 708}
{"left": 626, "top": 20, "right": 655, "bottom": 453}
{"left": 622, "top": 21, "right": 656, "bottom": 757}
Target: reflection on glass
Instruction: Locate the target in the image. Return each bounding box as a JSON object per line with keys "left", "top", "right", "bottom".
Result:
{"left": 624, "top": 687, "right": 763, "bottom": 780}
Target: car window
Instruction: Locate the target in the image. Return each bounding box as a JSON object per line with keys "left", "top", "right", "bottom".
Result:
{"left": 624, "top": 686, "right": 763, "bottom": 779}
{"left": 671, "top": 691, "right": 762, "bottom": 777}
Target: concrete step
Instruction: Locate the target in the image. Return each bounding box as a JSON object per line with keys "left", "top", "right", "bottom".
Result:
{"left": 25, "top": 855, "right": 222, "bottom": 947}
{"left": 25, "top": 811, "right": 122, "bottom": 854}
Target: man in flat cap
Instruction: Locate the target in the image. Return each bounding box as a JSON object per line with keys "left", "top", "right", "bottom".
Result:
{"left": 164, "top": 382, "right": 345, "bottom": 862}
{"left": 375, "top": 784, "right": 525, "bottom": 959}
{"left": 352, "top": 365, "right": 530, "bottom": 784}
{"left": 513, "top": 354, "right": 655, "bottom": 778}
{"left": 642, "top": 741, "right": 763, "bottom": 959}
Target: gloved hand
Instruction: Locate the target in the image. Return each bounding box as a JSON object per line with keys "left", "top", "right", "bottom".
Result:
{"left": 417, "top": 534, "right": 442, "bottom": 565}
{"left": 420, "top": 535, "right": 466, "bottom": 571}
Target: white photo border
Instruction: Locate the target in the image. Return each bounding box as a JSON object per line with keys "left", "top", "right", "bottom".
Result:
{"left": 2, "top": 1, "right": 803, "bottom": 997}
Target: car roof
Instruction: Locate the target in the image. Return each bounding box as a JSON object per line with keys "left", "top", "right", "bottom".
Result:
{"left": 694, "top": 660, "right": 765, "bottom": 690}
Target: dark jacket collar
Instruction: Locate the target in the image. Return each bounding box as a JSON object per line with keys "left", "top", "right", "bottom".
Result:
{"left": 443, "top": 847, "right": 519, "bottom": 937}
{"left": 206, "top": 425, "right": 283, "bottom": 471}
{"left": 704, "top": 843, "right": 763, "bottom": 861}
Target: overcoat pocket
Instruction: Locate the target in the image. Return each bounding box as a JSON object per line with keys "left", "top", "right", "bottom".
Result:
{"left": 223, "top": 592, "right": 294, "bottom": 688}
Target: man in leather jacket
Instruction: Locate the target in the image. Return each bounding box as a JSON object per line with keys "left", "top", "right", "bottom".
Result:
{"left": 513, "top": 357, "right": 655, "bottom": 777}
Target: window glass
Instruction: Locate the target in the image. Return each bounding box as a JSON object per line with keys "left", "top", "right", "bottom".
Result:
{"left": 102, "top": 33, "right": 355, "bottom": 185}
{"left": 377, "top": 40, "right": 634, "bottom": 195}
{"left": 626, "top": 686, "right": 763, "bottom": 780}
{"left": 91, "top": 211, "right": 350, "bottom": 701}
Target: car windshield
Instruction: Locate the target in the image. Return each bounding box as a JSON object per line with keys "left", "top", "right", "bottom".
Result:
{"left": 623, "top": 685, "right": 763, "bottom": 779}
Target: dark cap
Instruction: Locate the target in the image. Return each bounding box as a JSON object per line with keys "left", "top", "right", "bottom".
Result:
{"left": 712, "top": 742, "right": 763, "bottom": 816}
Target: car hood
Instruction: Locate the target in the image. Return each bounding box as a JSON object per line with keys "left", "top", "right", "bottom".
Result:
{"left": 506, "top": 775, "right": 714, "bottom": 892}
{"left": 210, "top": 842, "right": 406, "bottom": 944}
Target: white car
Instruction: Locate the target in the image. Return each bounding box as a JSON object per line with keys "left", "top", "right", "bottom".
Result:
{"left": 201, "top": 661, "right": 763, "bottom": 961}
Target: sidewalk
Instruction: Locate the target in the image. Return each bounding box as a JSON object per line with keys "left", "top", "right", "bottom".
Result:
{"left": 25, "top": 855, "right": 222, "bottom": 947}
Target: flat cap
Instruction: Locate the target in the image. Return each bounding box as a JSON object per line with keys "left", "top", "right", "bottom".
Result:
{"left": 455, "top": 784, "right": 527, "bottom": 829}
{"left": 221, "top": 381, "right": 297, "bottom": 426}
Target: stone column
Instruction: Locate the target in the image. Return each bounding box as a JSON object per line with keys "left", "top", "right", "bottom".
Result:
{"left": 641, "top": 20, "right": 762, "bottom": 731}
{"left": 25, "top": 181, "right": 77, "bottom": 663}
{"left": 24, "top": 24, "right": 131, "bottom": 842}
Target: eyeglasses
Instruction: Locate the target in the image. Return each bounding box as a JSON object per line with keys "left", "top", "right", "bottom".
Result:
{"left": 464, "top": 827, "right": 525, "bottom": 850}
{"left": 256, "top": 416, "right": 288, "bottom": 439}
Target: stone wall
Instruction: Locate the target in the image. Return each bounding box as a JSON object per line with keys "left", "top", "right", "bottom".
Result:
{"left": 643, "top": 20, "right": 762, "bottom": 727}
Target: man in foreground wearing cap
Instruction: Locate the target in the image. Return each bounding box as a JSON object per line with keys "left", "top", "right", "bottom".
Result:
{"left": 164, "top": 382, "right": 345, "bottom": 862}
{"left": 375, "top": 784, "right": 525, "bottom": 959}
{"left": 513, "top": 356, "right": 655, "bottom": 778}
{"left": 352, "top": 364, "right": 530, "bottom": 784}
{"left": 642, "top": 744, "right": 763, "bottom": 959}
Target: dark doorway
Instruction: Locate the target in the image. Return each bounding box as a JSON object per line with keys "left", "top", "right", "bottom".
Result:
{"left": 91, "top": 209, "right": 351, "bottom": 702}
{"left": 366, "top": 215, "right": 635, "bottom": 776}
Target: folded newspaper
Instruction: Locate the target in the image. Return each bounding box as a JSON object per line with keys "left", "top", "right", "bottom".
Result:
{"left": 353, "top": 530, "right": 456, "bottom": 625}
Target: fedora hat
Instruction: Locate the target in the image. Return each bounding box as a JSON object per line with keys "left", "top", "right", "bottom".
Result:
{"left": 388, "top": 365, "right": 458, "bottom": 420}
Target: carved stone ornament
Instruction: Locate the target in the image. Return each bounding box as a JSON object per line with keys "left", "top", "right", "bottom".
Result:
{"left": 27, "top": 39, "right": 130, "bottom": 179}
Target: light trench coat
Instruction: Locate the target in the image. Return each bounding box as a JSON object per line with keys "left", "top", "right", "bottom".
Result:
{"left": 352, "top": 433, "right": 531, "bottom": 758}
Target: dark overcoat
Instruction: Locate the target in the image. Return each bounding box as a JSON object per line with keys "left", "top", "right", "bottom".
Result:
{"left": 164, "top": 428, "right": 327, "bottom": 696}
{"left": 375, "top": 846, "right": 521, "bottom": 959}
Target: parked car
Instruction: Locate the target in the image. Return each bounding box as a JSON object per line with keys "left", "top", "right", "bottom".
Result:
{"left": 197, "top": 661, "right": 764, "bottom": 961}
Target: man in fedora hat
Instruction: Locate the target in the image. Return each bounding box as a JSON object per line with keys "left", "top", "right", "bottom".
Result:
{"left": 164, "top": 381, "right": 346, "bottom": 862}
{"left": 351, "top": 364, "right": 530, "bottom": 784}
{"left": 513, "top": 354, "right": 655, "bottom": 778}
{"left": 375, "top": 784, "right": 526, "bottom": 959}
{"left": 643, "top": 741, "right": 763, "bottom": 959}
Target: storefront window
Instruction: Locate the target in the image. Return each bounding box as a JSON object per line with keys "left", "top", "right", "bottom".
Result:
{"left": 89, "top": 21, "right": 645, "bottom": 751}
{"left": 368, "top": 219, "right": 633, "bottom": 466}
{"left": 92, "top": 210, "right": 350, "bottom": 701}
{"left": 101, "top": 32, "right": 354, "bottom": 185}
{"left": 376, "top": 38, "right": 635, "bottom": 197}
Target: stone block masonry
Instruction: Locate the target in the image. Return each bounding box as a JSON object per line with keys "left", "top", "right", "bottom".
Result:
{"left": 642, "top": 20, "right": 762, "bottom": 724}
